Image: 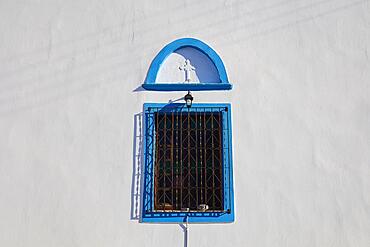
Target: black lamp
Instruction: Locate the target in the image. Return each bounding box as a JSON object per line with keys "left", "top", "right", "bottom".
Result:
{"left": 184, "top": 91, "right": 193, "bottom": 108}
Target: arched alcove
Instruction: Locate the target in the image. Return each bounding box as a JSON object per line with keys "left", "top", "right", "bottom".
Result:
{"left": 156, "top": 47, "right": 220, "bottom": 83}
{"left": 142, "top": 38, "right": 232, "bottom": 91}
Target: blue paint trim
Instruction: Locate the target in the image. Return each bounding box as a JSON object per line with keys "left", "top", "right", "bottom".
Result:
{"left": 142, "top": 83, "right": 232, "bottom": 91}
{"left": 140, "top": 103, "right": 235, "bottom": 223}
{"left": 142, "top": 38, "right": 232, "bottom": 91}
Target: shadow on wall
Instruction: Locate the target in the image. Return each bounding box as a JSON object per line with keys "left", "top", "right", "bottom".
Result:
{"left": 130, "top": 112, "right": 143, "bottom": 220}
{"left": 0, "top": 0, "right": 364, "bottom": 116}
{"left": 174, "top": 47, "right": 220, "bottom": 83}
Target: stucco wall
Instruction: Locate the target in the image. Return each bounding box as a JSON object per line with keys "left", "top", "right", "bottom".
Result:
{"left": 0, "top": 0, "right": 370, "bottom": 246}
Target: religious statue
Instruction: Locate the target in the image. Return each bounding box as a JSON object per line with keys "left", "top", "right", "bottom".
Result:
{"left": 179, "top": 59, "right": 195, "bottom": 83}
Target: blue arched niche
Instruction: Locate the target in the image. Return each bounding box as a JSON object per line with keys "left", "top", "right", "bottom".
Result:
{"left": 142, "top": 38, "right": 232, "bottom": 91}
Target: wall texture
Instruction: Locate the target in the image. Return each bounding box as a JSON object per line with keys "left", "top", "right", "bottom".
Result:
{"left": 0, "top": 0, "right": 370, "bottom": 246}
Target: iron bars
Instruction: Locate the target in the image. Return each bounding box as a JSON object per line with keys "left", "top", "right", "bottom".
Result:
{"left": 149, "top": 106, "right": 226, "bottom": 212}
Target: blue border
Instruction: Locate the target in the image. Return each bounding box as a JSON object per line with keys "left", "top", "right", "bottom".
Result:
{"left": 142, "top": 38, "right": 232, "bottom": 91}
{"left": 141, "top": 103, "right": 234, "bottom": 223}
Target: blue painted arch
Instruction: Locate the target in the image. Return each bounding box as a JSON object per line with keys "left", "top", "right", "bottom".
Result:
{"left": 142, "top": 38, "right": 232, "bottom": 91}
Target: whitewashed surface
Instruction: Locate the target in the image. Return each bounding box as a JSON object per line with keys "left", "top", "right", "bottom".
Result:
{"left": 0, "top": 0, "right": 369, "bottom": 246}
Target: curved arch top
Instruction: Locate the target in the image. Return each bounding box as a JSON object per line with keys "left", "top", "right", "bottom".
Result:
{"left": 142, "top": 38, "right": 232, "bottom": 91}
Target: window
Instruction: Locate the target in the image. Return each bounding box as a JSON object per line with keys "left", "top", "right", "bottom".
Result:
{"left": 141, "top": 103, "right": 234, "bottom": 223}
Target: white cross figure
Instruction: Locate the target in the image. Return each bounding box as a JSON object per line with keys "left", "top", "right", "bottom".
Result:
{"left": 179, "top": 59, "right": 195, "bottom": 82}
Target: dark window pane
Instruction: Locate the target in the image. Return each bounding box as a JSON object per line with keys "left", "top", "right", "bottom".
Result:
{"left": 154, "top": 111, "right": 224, "bottom": 212}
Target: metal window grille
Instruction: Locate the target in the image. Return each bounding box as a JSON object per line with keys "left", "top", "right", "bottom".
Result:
{"left": 142, "top": 104, "right": 234, "bottom": 222}
{"left": 146, "top": 107, "right": 227, "bottom": 212}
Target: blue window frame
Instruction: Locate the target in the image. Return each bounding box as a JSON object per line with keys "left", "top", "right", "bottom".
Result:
{"left": 141, "top": 103, "right": 234, "bottom": 223}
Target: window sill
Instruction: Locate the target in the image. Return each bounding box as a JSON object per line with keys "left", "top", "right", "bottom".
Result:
{"left": 141, "top": 211, "right": 234, "bottom": 223}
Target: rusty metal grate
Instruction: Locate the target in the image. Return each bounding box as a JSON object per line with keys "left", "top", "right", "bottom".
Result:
{"left": 153, "top": 110, "right": 224, "bottom": 212}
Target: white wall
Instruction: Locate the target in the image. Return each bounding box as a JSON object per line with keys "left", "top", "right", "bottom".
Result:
{"left": 0, "top": 0, "right": 370, "bottom": 246}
